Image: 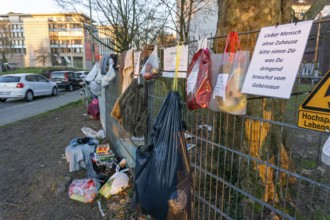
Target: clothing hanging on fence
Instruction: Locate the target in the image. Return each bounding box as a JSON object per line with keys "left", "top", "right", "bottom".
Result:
{"left": 118, "top": 51, "right": 126, "bottom": 78}
{"left": 111, "top": 79, "right": 147, "bottom": 137}
{"left": 122, "top": 48, "right": 134, "bottom": 94}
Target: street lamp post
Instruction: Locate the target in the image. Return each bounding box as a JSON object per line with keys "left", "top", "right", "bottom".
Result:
{"left": 69, "top": 26, "right": 73, "bottom": 67}
{"left": 89, "top": 0, "right": 95, "bottom": 65}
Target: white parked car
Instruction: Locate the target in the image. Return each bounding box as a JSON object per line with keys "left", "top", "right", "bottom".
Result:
{"left": 0, "top": 73, "right": 58, "bottom": 102}
{"left": 74, "top": 71, "right": 89, "bottom": 81}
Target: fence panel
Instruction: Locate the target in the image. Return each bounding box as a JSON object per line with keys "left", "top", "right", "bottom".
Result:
{"left": 103, "top": 19, "right": 330, "bottom": 219}
{"left": 148, "top": 20, "right": 330, "bottom": 219}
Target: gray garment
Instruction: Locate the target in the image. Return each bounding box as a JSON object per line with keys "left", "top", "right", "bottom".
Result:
{"left": 65, "top": 139, "right": 98, "bottom": 172}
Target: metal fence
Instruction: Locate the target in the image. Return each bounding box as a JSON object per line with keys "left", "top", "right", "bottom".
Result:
{"left": 103, "top": 18, "right": 330, "bottom": 219}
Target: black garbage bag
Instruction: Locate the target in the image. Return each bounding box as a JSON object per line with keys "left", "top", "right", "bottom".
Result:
{"left": 135, "top": 91, "right": 192, "bottom": 220}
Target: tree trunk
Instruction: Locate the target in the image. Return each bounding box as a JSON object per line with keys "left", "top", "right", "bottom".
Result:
{"left": 215, "top": 0, "right": 294, "bottom": 205}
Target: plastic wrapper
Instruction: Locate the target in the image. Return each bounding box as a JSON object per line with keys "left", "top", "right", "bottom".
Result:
{"left": 87, "top": 98, "right": 100, "bottom": 120}
{"left": 140, "top": 46, "right": 159, "bottom": 81}
{"left": 135, "top": 91, "right": 192, "bottom": 220}
{"left": 99, "top": 172, "right": 129, "bottom": 199}
{"left": 81, "top": 127, "right": 98, "bottom": 138}
{"left": 208, "top": 53, "right": 224, "bottom": 111}
{"left": 186, "top": 48, "right": 212, "bottom": 110}
{"left": 209, "top": 32, "right": 250, "bottom": 115}
{"left": 68, "top": 179, "right": 100, "bottom": 203}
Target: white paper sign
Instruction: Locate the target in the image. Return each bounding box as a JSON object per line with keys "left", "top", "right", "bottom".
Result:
{"left": 163, "top": 45, "right": 188, "bottom": 78}
{"left": 133, "top": 51, "right": 141, "bottom": 79}
{"left": 187, "top": 70, "right": 198, "bottom": 94}
{"left": 213, "top": 74, "right": 229, "bottom": 101}
{"left": 162, "top": 72, "right": 187, "bottom": 78}
{"left": 242, "top": 20, "right": 313, "bottom": 99}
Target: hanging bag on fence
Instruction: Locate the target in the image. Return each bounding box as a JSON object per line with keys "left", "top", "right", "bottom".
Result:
{"left": 140, "top": 46, "right": 159, "bottom": 81}
{"left": 186, "top": 46, "right": 212, "bottom": 110}
{"left": 208, "top": 53, "right": 224, "bottom": 111}
{"left": 209, "top": 32, "right": 250, "bottom": 115}
{"left": 135, "top": 43, "right": 192, "bottom": 220}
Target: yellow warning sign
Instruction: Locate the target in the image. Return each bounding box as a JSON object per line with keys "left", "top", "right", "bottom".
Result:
{"left": 298, "top": 70, "right": 330, "bottom": 132}
{"left": 298, "top": 111, "right": 330, "bottom": 132}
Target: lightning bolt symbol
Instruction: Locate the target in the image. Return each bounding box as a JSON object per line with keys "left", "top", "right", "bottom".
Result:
{"left": 325, "top": 85, "right": 330, "bottom": 108}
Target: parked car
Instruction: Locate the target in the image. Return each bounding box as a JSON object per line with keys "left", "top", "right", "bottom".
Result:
{"left": 4, "top": 62, "right": 17, "bottom": 70}
{"left": 49, "top": 71, "right": 84, "bottom": 91}
{"left": 0, "top": 73, "right": 58, "bottom": 102}
{"left": 0, "top": 62, "right": 5, "bottom": 72}
{"left": 74, "top": 71, "right": 89, "bottom": 81}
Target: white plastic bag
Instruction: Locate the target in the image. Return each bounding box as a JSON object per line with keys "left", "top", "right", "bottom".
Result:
{"left": 109, "top": 172, "right": 129, "bottom": 195}
{"left": 81, "top": 127, "right": 105, "bottom": 139}
{"left": 99, "top": 172, "right": 129, "bottom": 198}
{"left": 140, "top": 46, "right": 159, "bottom": 80}
{"left": 81, "top": 127, "right": 98, "bottom": 138}
{"left": 97, "top": 129, "right": 106, "bottom": 139}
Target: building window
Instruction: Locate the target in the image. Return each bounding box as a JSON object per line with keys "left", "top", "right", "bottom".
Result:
{"left": 65, "top": 16, "right": 72, "bottom": 22}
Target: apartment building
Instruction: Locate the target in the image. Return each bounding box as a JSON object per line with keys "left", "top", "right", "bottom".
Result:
{"left": 0, "top": 12, "right": 101, "bottom": 69}
{"left": 97, "top": 25, "right": 116, "bottom": 59}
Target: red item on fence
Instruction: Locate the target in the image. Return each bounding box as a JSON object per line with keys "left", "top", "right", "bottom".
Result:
{"left": 88, "top": 98, "right": 100, "bottom": 120}
{"left": 186, "top": 48, "right": 212, "bottom": 110}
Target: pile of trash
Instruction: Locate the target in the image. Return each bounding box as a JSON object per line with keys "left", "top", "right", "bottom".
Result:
{"left": 64, "top": 126, "right": 136, "bottom": 218}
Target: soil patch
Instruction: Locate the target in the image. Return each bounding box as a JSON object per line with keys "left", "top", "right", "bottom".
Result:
{"left": 0, "top": 102, "right": 140, "bottom": 220}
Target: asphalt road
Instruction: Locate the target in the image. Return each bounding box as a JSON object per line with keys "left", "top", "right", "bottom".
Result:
{"left": 0, "top": 89, "right": 81, "bottom": 126}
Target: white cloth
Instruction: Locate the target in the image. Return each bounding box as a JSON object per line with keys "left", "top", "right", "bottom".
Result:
{"left": 86, "top": 62, "right": 100, "bottom": 82}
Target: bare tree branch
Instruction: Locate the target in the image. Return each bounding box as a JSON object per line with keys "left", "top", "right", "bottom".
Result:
{"left": 55, "top": 0, "right": 168, "bottom": 52}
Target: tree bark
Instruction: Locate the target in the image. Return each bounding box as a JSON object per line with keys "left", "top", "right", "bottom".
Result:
{"left": 215, "top": 0, "right": 294, "bottom": 204}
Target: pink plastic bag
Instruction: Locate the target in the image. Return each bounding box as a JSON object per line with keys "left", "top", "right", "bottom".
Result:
{"left": 87, "top": 98, "right": 100, "bottom": 120}
{"left": 68, "top": 179, "right": 100, "bottom": 203}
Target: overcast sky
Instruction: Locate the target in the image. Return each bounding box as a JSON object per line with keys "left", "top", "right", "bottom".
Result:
{"left": 0, "top": 0, "right": 63, "bottom": 14}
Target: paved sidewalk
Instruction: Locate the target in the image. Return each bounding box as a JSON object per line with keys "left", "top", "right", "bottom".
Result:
{"left": 0, "top": 90, "right": 81, "bottom": 126}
